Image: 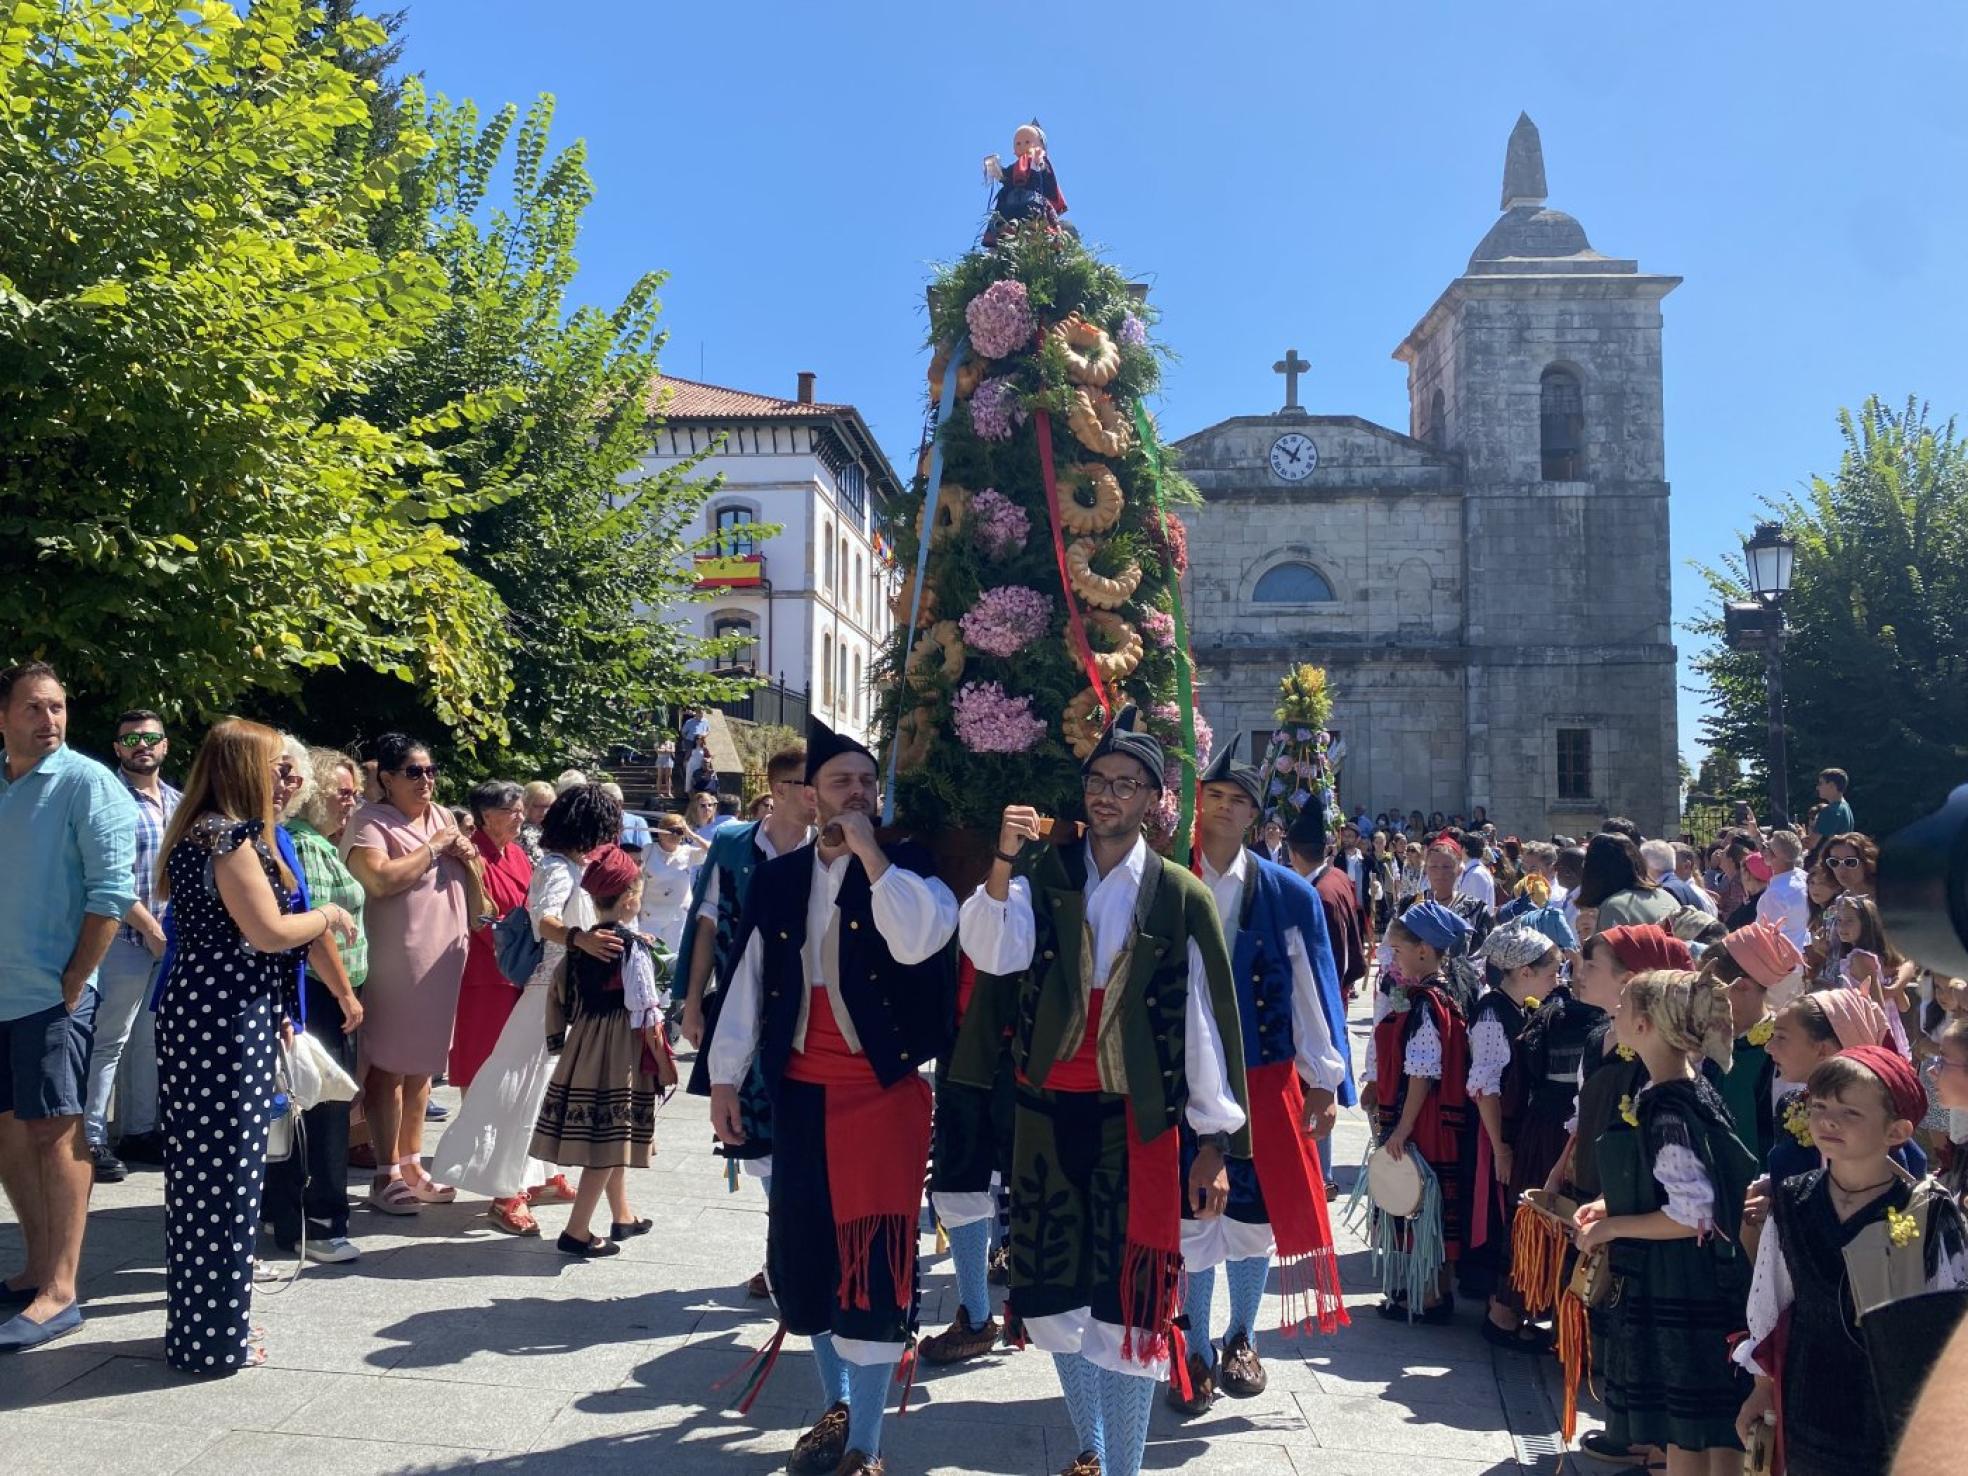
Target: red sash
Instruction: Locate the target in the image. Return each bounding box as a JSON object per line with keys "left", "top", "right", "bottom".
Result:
{"left": 1117, "top": 1100, "right": 1183, "bottom": 1366}
{"left": 1246, "top": 1060, "right": 1348, "bottom": 1335}
{"left": 791, "top": 990, "right": 932, "bottom": 1312}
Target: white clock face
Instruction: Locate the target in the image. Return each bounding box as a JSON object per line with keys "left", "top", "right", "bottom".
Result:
{"left": 1269, "top": 432, "right": 1318, "bottom": 482}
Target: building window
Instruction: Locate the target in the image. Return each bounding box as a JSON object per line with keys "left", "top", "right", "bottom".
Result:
{"left": 852, "top": 652, "right": 863, "bottom": 719}
{"left": 838, "top": 536, "right": 848, "bottom": 598}
{"left": 714, "top": 504, "right": 756, "bottom": 556}
{"left": 821, "top": 632, "right": 834, "bottom": 707}
{"left": 1557, "top": 728, "right": 1593, "bottom": 800}
{"left": 1540, "top": 367, "right": 1585, "bottom": 481}
{"left": 1252, "top": 561, "right": 1336, "bottom": 604}
{"left": 838, "top": 643, "right": 848, "bottom": 715}
{"left": 853, "top": 553, "right": 863, "bottom": 614}
{"left": 711, "top": 611, "right": 756, "bottom": 671}
{"left": 1429, "top": 388, "right": 1447, "bottom": 449}
{"left": 822, "top": 521, "right": 833, "bottom": 590}
{"left": 838, "top": 461, "right": 866, "bottom": 518}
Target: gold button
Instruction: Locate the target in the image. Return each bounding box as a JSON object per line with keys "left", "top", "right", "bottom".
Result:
{"left": 849, "top": 920, "right": 860, "bottom": 930}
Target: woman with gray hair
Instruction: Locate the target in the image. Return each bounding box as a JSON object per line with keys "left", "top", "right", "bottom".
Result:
{"left": 449, "top": 780, "right": 535, "bottom": 1094}
{"left": 264, "top": 746, "right": 368, "bottom": 1262}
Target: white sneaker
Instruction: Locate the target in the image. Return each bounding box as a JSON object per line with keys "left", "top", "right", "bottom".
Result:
{"left": 303, "top": 1237, "right": 361, "bottom": 1265}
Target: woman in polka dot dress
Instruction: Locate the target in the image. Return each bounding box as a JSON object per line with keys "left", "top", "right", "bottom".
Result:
{"left": 151, "top": 720, "right": 356, "bottom": 1376}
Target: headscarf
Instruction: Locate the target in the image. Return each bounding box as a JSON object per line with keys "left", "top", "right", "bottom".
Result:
{"left": 1478, "top": 924, "right": 1558, "bottom": 973}
{"left": 805, "top": 715, "right": 874, "bottom": 783}
{"left": 1722, "top": 918, "right": 1805, "bottom": 992}
{"left": 580, "top": 843, "right": 640, "bottom": 903}
{"left": 1810, "top": 988, "right": 1891, "bottom": 1053}
{"left": 1198, "top": 733, "right": 1263, "bottom": 808}
{"left": 1515, "top": 872, "right": 1552, "bottom": 907}
{"left": 1081, "top": 704, "right": 1164, "bottom": 791}
{"left": 1597, "top": 923, "right": 1693, "bottom": 975}
{"left": 1514, "top": 903, "right": 1579, "bottom": 954}
{"left": 1399, "top": 899, "right": 1471, "bottom": 954}
{"left": 1837, "top": 1043, "right": 1928, "bottom": 1124}
{"left": 1743, "top": 852, "right": 1774, "bottom": 884}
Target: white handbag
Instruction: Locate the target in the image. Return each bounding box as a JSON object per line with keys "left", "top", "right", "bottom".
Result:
{"left": 284, "top": 1030, "right": 359, "bottom": 1112}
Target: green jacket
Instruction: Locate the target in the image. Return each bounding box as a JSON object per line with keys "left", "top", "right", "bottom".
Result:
{"left": 951, "top": 838, "right": 1251, "bottom": 1158}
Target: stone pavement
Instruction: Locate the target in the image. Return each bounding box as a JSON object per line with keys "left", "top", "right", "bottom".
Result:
{"left": 0, "top": 1002, "right": 1605, "bottom": 1474}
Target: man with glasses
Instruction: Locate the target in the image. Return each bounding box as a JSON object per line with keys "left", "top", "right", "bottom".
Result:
{"left": 678, "top": 744, "right": 816, "bottom": 1298}
{"left": 0, "top": 663, "right": 138, "bottom": 1350}
{"left": 81, "top": 711, "right": 180, "bottom": 1180}
{"left": 954, "top": 706, "right": 1248, "bottom": 1476}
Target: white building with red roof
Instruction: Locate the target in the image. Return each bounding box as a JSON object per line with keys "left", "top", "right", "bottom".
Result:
{"left": 641, "top": 371, "right": 903, "bottom": 743}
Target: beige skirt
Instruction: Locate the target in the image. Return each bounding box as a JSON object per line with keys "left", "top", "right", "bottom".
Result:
{"left": 529, "top": 1007, "right": 656, "bottom": 1170}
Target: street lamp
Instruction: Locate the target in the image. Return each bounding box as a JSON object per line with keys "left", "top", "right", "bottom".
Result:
{"left": 1743, "top": 521, "right": 1797, "bottom": 824}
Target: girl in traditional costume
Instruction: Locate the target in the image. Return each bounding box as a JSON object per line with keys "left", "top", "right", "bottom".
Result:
{"left": 1369, "top": 899, "right": 1474, "bottom": 1322}
{"left": 1574, "top": 968, "right": 1758, "bottom": 1476}
{"left": 1700, "top": 920, "right": 1800, "bottom": 1166}
{"left": 1735, "top": 1047, "right": 1968, "bottom": 1476}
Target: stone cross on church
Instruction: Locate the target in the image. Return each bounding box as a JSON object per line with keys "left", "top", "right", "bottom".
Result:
{"left": 1272, "top": 347, "right": 1311, "bottom": 415}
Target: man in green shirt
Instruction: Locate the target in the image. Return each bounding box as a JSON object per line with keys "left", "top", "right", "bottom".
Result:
{"left": 1812, "top": 768, "right": 1854, "bottom": 849}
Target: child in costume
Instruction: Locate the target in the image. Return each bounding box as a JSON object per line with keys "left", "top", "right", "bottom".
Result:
{"left": 529, "top": 845, "right": 668, "bottom": 1256}
{"left": 1368, "top": 899, "right": 1474, "bottom": 1322}
{"left": 1464, "top": 923, "right": 1563, "bottom": 1350}
{"left": 1759, "top": 988, "right": 1923, "bottom": 1188}
{"left": 982, "top": 121, "right": 1067, "bottom": 246}
{"left": 1700, "top": 920, "right": 1799, "bottom": 1166}
{"left": 1734, "top": 1047, "right": 1968, "bottom": 1476}
{"left": 1574, "top": 968, "right": 1757, "bottom": 1476}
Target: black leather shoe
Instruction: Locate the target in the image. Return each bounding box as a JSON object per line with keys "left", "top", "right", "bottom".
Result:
{"left": 90, "top": 1144, "right": 127, "bottom": 1184}
{"left": 556, "top": 1232, "right": 619, "bottom": 1259}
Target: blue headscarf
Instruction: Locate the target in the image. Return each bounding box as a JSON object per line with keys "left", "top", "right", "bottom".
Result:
{"left": 1514, "top": 903, "right": 1579, "bottom": 954}
{"left": 1399, "top": 898, "right": 1470, "bottom": 953}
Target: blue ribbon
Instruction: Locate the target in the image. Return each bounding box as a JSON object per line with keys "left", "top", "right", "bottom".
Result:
{"left": 882, "top": 335, "right": 969, "bottom": 825}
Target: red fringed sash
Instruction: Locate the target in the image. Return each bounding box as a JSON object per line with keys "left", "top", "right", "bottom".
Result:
{"left": 1247, "top": 1061, "right": 1348, "bottom": 1335}
{"left": 1116, "top": 1102, "right": 1183, "bottom": 1366}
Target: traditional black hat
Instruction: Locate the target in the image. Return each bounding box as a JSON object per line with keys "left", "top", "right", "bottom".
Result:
{"left": 1080, "top": 703, "right": 1164, "bottom": 790}
{"left": 1198, "top": 734, "right": 1263, "bottom": 808}
{"left": 1285, "top": 801, "right": 1328, "bottom": 854}
{"left": 805, "top": 715, "right": 875, "bottom": 783}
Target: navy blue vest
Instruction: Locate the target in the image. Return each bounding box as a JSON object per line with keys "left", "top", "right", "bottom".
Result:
{"left": 738, "top": 840, "right": 956, "bottom": 1094}
{"left": 1227, "top": 853, "right": 1357, "bottom": 1107}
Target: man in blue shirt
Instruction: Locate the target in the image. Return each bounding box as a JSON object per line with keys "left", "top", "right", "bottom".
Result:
{"left": 0, "top": 662, "right": 139, "bottom": 1350}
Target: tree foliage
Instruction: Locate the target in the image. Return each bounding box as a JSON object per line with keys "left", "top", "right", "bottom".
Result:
{"left": 0, "top": 0, "right": 509, "bottom": 741}
{"left": 1691, "top": 396, "right": 1968, "bottom": 834}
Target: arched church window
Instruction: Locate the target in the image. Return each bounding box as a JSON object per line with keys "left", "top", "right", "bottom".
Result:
{"left": 1429, "top": 388, "right": 1447, "bottom": 449}
{"left": 1540, "top": 367, "right": 1585, "bottom": 480}
{"left": 1252, "top": 561, "right": 1336, "bottom": 604}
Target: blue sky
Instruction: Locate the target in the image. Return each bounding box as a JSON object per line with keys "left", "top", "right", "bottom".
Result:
{"left": 394, "top": 1, "right": 1968, "bottom": 764}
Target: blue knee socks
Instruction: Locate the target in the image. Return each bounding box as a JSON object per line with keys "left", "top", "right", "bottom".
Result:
{"left": 1096, "top": 1365, "right": 1157, "bottom": 1476}
{"left": 1052, "top": 1352, "right": 1104, "bottom": 1461}
{"left": 1225, "top": 1254, "right": 1269, "bottom": 1344}
{"left": 947, "top": 1218, "right": 992, "bottom": 1325}
{"left": 810, "top": 1332, "right": 850, "bottom": 1406}
{"left": 845, "top": 1358, "right": 890, "bottom": 1457}
{"left": 1183, "top": 1263, "right": 1218, "bottom": 1369}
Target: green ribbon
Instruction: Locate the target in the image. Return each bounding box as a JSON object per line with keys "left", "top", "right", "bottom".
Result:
{"left": 1132, "top": 400, "right": 1198, "bottom": 861}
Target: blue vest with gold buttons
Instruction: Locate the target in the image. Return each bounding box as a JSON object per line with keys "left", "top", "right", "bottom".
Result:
{"left": 1230, "top": 852, "right": 1357, "bottom": 1108}
{"left": 739, "top": 839, "right": 956, "bottom": 1094}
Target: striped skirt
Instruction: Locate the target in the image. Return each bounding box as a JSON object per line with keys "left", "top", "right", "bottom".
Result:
{"left": 529, "top": 1005, "right": 656, "bottom": 1170}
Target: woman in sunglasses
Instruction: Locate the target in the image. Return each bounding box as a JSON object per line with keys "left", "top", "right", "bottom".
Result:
{"left": 637, "top": 814, "right": 705, "bottom": 958}
{"left": 342, "top": 733, "right": 485, "bottom": 1215}
{"left": 1822, "top": 831, "right": 1878, "bottom": 900}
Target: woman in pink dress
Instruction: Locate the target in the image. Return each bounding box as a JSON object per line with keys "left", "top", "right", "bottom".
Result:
{"left": 342, "top": 733, "right": 484, "bottom": 1214}
{"left": 450, "top": 781, "right": 535, "bottom": 1093}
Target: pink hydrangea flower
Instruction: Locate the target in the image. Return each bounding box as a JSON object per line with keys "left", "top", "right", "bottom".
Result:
{"left": 965, "top": 279, "right": 1037, "bottom": 359}
{"left": 1139, "top": 608, "right": 1175, "bottom": 649}
{"left": 951, "top": 681, "right": 1049, "bottom": 755}
{"left": 959, "top": 585, "right": 1052, "bottom": 659}
{"left": 969, "top": 488, "right": 1030, "bottom": 558}
{"left": 968, "top": 377, "right": 1023, "bottom": 442}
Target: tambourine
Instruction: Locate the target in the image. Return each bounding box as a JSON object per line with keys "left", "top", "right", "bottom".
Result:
{"left": 1366, "top": 1145, "right": 1426, "bottom": 1219}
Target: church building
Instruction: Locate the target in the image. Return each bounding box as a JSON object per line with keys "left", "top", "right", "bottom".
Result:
{"left": 1178, "top": 114, "right": 1681, "bottom": 839}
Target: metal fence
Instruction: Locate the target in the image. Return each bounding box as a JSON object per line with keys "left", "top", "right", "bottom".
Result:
{"left": 714, "top": 673, "right": 810, "bottom": 731}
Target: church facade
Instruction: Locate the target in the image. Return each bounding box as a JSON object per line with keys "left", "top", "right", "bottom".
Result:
{"left": 1177, "top": 115, "right": 1682, "bottom": 840}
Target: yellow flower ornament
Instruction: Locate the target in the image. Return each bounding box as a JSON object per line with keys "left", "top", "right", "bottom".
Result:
{"left": 1522, "top": 996, "right": 1542, "bottom": 1011}
{"left": 1887, "top": 1205, "right": 1919, "bottom": 1250}
{"left": 1618, "top": 1095, "right": 1640, "bottom": 1128}
{"left": 1783, "top": 1096, "right": 1814, "bottom": 1147}
{"left": 1617, "top": 1045, "right": 1637, "bottom": 1062}
{"left": 1747, "top": 1016, "right": 1774, "bottom": 1047}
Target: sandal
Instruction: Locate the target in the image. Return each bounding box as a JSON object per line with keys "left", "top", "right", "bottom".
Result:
{"left": 488, "top": 1197, "right": 541, "bottom": 1237}
{"left": 397, "top": 1157, "right": 457, "bottom": 1205}
{"left": 367, "top": 1175, "right": 422, "bottom": 1216}
{"left": 533, "top": 1173, "right": 578, "bottom": 1204}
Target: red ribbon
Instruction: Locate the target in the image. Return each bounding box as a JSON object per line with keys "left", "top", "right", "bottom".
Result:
{"left": 1035, "top": 410, "right": 1111, "bottom": 720}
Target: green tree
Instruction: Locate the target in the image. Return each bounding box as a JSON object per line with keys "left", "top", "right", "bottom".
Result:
{"left": 1691, "top": 396, "right": 1968, "bottom": 834}
{"left": 0, "top": 0, "right": 510, "bottom": 743}
{"left": 306, "top": 92, "right": 740, "bottom": 778}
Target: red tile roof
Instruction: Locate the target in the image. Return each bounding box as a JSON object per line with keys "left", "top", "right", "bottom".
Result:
{"left": 647, "top": 375, "right": 851, "bottom": 420}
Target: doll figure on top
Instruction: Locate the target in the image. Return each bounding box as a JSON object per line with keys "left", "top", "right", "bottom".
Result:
{"left": 981, "top": 120, "right": 1067, "bottom": 246}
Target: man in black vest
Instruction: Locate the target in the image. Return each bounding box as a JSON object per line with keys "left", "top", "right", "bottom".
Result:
{"left": 707, "top": 718, "right": 958, "bottom": 1476}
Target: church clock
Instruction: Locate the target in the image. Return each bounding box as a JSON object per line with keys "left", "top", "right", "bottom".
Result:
{"left": 1268, "top": 431, "right": 1318, "bottom": 482}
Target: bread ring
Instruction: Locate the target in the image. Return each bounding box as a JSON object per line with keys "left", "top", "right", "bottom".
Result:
{"left": 905, "top": 620, "right": 966, "bottom": 694}
{"left": 915, "top": 484, "right": 970, "bottom": 549}
{"left": 927, "top": 342, "right": 985, "bottom": 404}
{"left": 1051, "top": 313, "right": 1121, "bottom": 387}
{"left": 1062, "top": 688, "right": 1107, "bottom": 758}
{"left": 890, "top": 568, "right": 938, "bottom": 627}
{"left": 893, "top": 704, "right": 936, "bottom": 771}
{"left": 1078, "top": 611, "right": 1143, "bottom": 683}
{"left": 1065, "top": 537, "right": 1143, "bottom": 610}
{"left": 1057, "top": 463, "right": 1123, "bottom": 535}
{"left": 1066, "top": 386, "right": 1131, "bottom": 458}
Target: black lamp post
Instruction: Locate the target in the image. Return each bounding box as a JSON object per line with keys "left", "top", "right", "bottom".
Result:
{"left": 1743, "top": 521, "right": 1797, "bottom": 824}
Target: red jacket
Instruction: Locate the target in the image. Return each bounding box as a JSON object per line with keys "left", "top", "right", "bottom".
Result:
{"left": 1313, "top": 864, "right": 1366, "bottom": 991}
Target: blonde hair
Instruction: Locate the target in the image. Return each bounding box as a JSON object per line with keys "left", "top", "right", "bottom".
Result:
{"left": 300, "top": 748, "right": 360, "bottom": 833}
{"left": 277, "top": 732, "right": 314, "bottom": 821}
{"left": 1624, "top": 968, "right": 1736, "bottom": 1072}
{"left": 156, "top": 719, "right": 295, "bottom": 899}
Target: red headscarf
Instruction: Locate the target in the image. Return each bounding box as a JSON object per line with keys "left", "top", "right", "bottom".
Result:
{"left": 1597, "top": 923, "right": 1693, "bottom": 975}
{"left": 580, "top": 843, "right": 639, "bottom": 902}
{"left": 1723, "top": 919, "right": 1804, "bottom": 991}
{"left": 1837, "top": 1043, "right": 1928, "bottom": 1124}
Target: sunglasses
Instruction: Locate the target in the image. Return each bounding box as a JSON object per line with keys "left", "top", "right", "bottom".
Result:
{"left": 1829, "top": 856, "right": 1865, "bottom": 870}
{"left": 273, "top": 763, "right": 297, "bottom": 781}
{"left": 396, "top": 764, "right": 440, "bottom": 780}
{"left": 116, "top": 732, "right": 165, "bottom": 749}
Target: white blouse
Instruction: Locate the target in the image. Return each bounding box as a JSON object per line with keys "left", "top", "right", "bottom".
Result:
{"left": 1468, "top": 1012, "right": 1513, "bottom": 1097}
